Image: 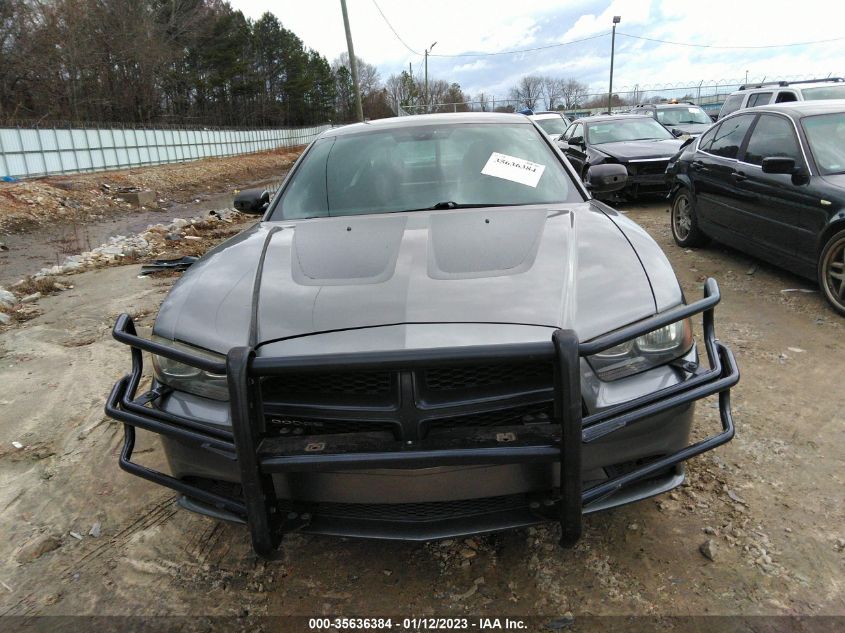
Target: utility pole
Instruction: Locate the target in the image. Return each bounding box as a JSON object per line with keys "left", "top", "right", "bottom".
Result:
{"left": 608, "top": 15, "right": 621, "bottom": 114}
{"left": 340, "top": 0, "right": 364, "bottom": 122}
{"left": 425, "top": 41, "right": 437, "bottom": 113}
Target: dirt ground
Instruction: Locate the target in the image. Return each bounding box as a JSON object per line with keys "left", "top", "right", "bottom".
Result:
{"left": 0, "top": 147, "right": 302, "bottom": 234}
{"left": 0, "top": 194, "right": 843, "bottom": 630}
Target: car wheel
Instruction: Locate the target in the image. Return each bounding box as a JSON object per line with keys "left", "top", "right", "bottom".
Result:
{"left": 819, "top": 228, "right": 845, "bottom": 316}
{"left": 670, "top": 189, "right": 708, "bottom": 247}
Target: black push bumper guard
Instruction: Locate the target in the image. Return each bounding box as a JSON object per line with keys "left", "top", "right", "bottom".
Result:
{"left": 105, "top": 278, "right": 738, "bottom": 559}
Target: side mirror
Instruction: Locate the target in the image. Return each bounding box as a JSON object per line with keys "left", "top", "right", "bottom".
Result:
{"left": 569, "top": 135, "right": 584, "bottom": 147}
{"left": 671, "top": 128, "right": 685, "bottom": 137}
{"left": 585, "top": 164, "right": 627, "bottom": 193}
{"left": 233, "top": 188, "right": 270, "bottom": 214}
{"left": 761, "top": 156, "right": 796, "bottom": 174}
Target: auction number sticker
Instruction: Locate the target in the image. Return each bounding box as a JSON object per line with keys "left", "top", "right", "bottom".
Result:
{"left": 480, "top": 152, "right": 545, "bottom": 188}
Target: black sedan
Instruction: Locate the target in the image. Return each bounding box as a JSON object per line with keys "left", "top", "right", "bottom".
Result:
{"left": 666, "top": 100, "right": 845, "bottom": 316}
{"left": 558, "top": 114, "right": 685, "bottom": 199}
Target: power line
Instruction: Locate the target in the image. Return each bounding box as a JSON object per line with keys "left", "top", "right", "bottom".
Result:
{"left": 371, "top": 0, "right": 421, "bottom": 56}
{"left": 617, "top": 32, "right": 845, "bottom": 49}
{"left": 429, "top": 32, "right": 610, "bottom": 57}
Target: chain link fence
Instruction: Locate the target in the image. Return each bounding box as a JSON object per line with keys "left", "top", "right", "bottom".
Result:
{"left": 397, "top": 73, "right": 843, "bottom": 119}
{"left": 0, "top": 123, "right": 331, "bottom": 180}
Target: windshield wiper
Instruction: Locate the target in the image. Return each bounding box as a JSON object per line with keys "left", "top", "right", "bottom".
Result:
{"left": 401, "top": 202, "right": 527, "bottom": 212}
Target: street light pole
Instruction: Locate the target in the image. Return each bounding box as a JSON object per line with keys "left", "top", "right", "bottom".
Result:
{"left": 425, "top": 41, "right": 437, "bottom": 113}
{"left": 340, "top": 0, "right": 364, "bottom": 122}
{"left": 608, "top": 15, "right": 621, "bottom": 114}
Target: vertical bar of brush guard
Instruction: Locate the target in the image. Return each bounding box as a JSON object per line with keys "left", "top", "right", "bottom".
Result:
{"left": 227, "top": 347, "right": 280, "bottom": 559}
{"left": 553, "top": 329, "right": 583, "bottom": 547}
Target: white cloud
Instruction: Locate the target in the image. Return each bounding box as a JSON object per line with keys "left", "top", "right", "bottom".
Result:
{"left": 452, "top": 59, "right": 490, "bottom": 73}
{"left": 228, "top": 0, "right": 845, "bottom": 101}
{"left": 559, "top": 0, "right": 651, "bottom": 41}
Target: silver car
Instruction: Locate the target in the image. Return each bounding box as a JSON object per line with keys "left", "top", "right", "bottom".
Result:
{"left": 107, "top": 113, "right": 739, "bottom": 559}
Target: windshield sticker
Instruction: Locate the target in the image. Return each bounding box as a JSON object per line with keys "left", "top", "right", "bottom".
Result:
{"left": 481, "top": 152, "right": 546, "bottom": 188}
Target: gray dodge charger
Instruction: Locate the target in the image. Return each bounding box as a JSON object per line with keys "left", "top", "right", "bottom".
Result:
{"left": 106, "top": 113, "right": 739, "bottom": 559}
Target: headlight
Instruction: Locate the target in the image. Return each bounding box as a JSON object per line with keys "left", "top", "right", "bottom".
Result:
{"left": 587, "top": 319, "right": 694, "bottom": 381}
{"left": 151, "top": 336, "right": 229, "bottom": 401}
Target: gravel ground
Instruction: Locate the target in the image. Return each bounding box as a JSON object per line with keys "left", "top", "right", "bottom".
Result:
{"left": 0, "top": 198, "right": 843, "bottom": 631}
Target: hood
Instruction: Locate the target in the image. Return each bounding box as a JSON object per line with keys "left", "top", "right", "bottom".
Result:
{"left": 154, "top": 204, "right": 660, "bottom": 353}
{"left": 594, "top": 138, "right": 685, "bottom": 161}
{"left": 821, "top": 174, "right": 845, "bottom": 192}
{"left": 665, "top": 122, "right": 711, "bottom": 136}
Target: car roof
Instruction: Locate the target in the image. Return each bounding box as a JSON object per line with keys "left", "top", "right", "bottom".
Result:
{"left": 529, "top": 112, "right": 567, "bottom": 120}
{"left": 580, "top": 113, "right": 653, "bottom": 123}
{"left": 635, "top": 102, "right": 698, "bottom": 109}
{"left": 733, "top": 99, "right": 845, "bottom": 119}
{"left": 319, "top": 112, "right": 531, "bottom": 138}
{"left": 728, "top": 80, "right": 845, "bottom": 97}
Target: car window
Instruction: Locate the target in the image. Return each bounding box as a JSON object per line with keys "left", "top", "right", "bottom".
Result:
{"left": 706, "top": 114, "right": 755, "bottom": 159}
{"left": 719, "top": 94, "right": 745, "bottom": 118}
{"left": 656, "top": 106, "right": 712, "bottom": 125}
{"left": 585, "top": 118, "right": 674, "bottom": 144}
{"left": 775, "top": 91, "right": 798, "bottom": 103}
{"left": 746, "top": 92, "right": 772, "bottom": 108}
{"left": 561, "top": 124, "right": 575, "bottom": 140}
{"left": 273, "top": 123, "right": 580, "bottom": 220}
{"left": 697, "top": 123, "right": 721, "bottom": 152}
{"left": 800, "top": 85, "right": 845, "bottom": 100}
{"left": 802, "top": 112, "right": 845, "bottom": 175}
{"left": 743, "top": 114, "right": 803, "bottom": 166}
{"left": 535, "top": 117, "right": 569, "bottom": 136}
{"left": 570, "top": 123, "right": 583, "bottom": 141}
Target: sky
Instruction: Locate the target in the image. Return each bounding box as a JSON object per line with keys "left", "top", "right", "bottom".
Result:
{"left": 229, "top": 0, "right": 845, "bottom": 104}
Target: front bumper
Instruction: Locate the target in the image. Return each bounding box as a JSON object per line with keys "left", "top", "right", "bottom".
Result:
{"left": 105, "top": 278, "right": 739, "bottom": 559}
{"left": 622, "top": 159, "right": 673, "bottom": 197}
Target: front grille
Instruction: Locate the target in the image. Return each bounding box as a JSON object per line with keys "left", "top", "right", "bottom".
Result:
{"left": 425, "top": 403, "right": 555, "bottom": 432}
{"left": 258, "top": 360, "right": 563, "bottom": 439}
{"left": 629, "top": 160, "right": 669, "bottom": 176}
{"left": 423, "top": 362, "right": 553, "bottom": 392}
{"left": 300, "top": 494, "right": 528, "bottom": 522}
{"left": 262, "top": 371, "right": 392, "bottom": 398}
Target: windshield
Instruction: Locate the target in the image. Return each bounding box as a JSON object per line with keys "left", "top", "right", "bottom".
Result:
{"left": 586, "top": 118, "right": 675, "bottom": 144}
{"left": 801, "top": 85, "right": 845, "bottom": 100}
{"left": 272, "top": 123, "right": 579, "bottom": 220}
{"left": 535, "top": 117, "right": 569, "bottom": 135}
{"left": 802, "top": 112, "right": 845, "bottom": 175}
{"left": 656, "top": 106, "right": 712, "bottom": 125}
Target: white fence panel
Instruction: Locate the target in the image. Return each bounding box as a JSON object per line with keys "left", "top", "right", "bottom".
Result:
{"left": 0, "top": 123, "right": 330, "bottom": 179}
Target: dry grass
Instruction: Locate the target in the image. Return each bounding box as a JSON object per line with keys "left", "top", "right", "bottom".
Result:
{"left": 11, "top": 277, "right": 62, "bottom": 297}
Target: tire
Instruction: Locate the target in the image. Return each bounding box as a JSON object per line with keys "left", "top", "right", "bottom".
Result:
{"left": 818, "top": 228, "right": 845, "bottom": 316}
{"left": 670, "top": 188, "right": 708, "bottom": 247}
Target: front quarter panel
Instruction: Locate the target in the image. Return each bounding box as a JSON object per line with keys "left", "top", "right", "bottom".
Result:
{"left": 153, "top": 222, "right": 273, "bottom": 352}
{"left": 591, "top": 201, "right": 684, "bottom": 311}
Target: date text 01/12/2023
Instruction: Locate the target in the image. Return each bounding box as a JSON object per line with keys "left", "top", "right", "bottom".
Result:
{"left": 307, "top": 617, "right": 529, "bottom": 630}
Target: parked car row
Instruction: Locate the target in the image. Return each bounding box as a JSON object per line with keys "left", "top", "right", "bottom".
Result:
{"left": 666, "top": 100, "right": 845, "bottom": 316}
{"left": 528, "top": 82, "right": 845, "bottom": 316}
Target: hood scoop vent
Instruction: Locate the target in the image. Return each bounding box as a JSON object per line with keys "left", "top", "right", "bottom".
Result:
{"left": 427, "top": 209, "right": 548, "bottom": 279}
{"left": 291, "top": 215, "right": 407, "bottom": 285}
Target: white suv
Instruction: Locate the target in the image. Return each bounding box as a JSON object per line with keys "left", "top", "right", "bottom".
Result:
{"left": 717, "top": 78, "right": 845, "bottom": 120}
